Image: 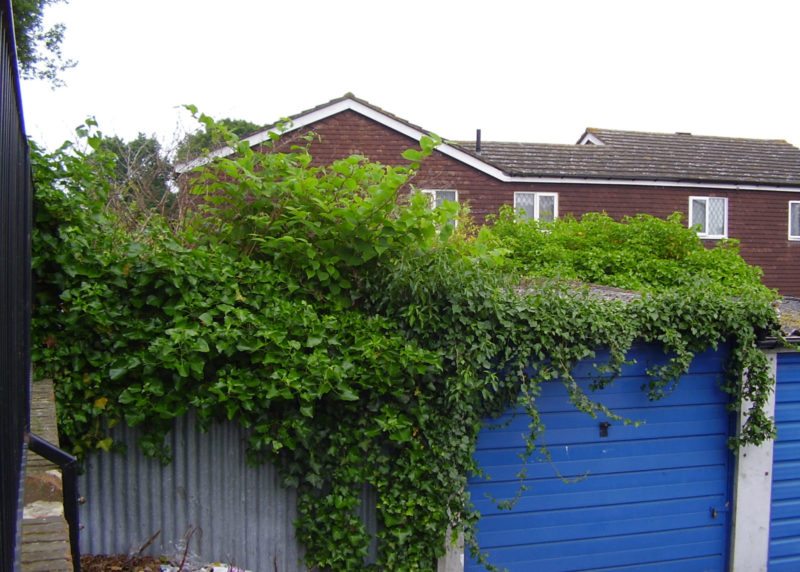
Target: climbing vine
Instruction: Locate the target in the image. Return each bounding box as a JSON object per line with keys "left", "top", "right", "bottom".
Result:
{"left": 32, "top": 119, "right": 782, "bottom": 570}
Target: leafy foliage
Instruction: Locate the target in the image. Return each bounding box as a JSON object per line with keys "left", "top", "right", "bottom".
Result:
{"left": 175, "top": 117, "right": 262, "bottom": 162}
{"left": 32, "top": 120, "right": 782, "bottom": 570}
{"left": 480, "top": 207, "right": 764, "bottom": 294}
{"left": 12, "top": 0, "right": 74, "bottom": 85}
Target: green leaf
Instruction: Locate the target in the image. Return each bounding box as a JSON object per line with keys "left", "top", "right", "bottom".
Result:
{"left": 109, "top": 367, "right": 127, "bottom": 381}
{"left": 337, "top": 387, "right": 359, "bottom": 401}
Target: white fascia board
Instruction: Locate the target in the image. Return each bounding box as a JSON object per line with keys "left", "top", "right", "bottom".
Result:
{"left": 175, "top": 99, "right": 800, "bottom": 195}
{"left": 577, "top": 132, "right": 605, "bottom": 145}
{"left": 504, "top": 176, "right": 800, "bottom": 193}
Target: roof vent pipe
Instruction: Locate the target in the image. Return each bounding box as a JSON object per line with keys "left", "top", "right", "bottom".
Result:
{"left": 476, "top": 129, "right": 481, "bottom": 153}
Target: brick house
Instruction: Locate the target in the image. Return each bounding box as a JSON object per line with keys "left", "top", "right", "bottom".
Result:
{"left": 178, "top": 94, "right": 800, "bottom": 296}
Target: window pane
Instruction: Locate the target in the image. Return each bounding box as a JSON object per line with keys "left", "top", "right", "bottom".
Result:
{"left": 515, "top": 193, "right": 536, "bottom": 219}
{"left": 708, "top": 198, "right": 725, "bottom": 236}
{"left": 538, "top": 195, "right": 555, "bottom": 222}
{"left": 691, "top": 199, "right": 707, "bottom": 232}
{"left": 436, "top": 190, "right": 457, "bottom": 208}
{"left": 792, "top": 203, "right": 800, "bottom": 238}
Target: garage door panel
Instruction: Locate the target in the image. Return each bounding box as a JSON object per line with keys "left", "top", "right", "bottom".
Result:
{"left": 485, "top": 551, "right": 725, "bottom": 572}
{"left": 769, "top": 554, "right": 800, "bottom": 572}
{"left": 519, "top": 551, "right": 726, "bottom": 572}
{"left": 591, "top": 555, "right": 724, "bottom": 571}
{"left": 773, "top": 384, "right": 800, "bottom": 403}
{"left": 471, "top": 469, "right": 728, "bottom": 516}
{"left": 772, "top": 498, "right": 800, "bottom": 521}
{"left": 471, "top": 465, "right": 725, "bottom": 503}
{"left": 467, "top": 344, "right": 732, "bottom": 571}
{"left": 477, "top": 499, "right": 722, "bottom": 546}
{"left": 568, "top": 346, "right": 727, "bottom": 379}
{"left": 475, "top": 437, "right": 728, "bottom": 482}
{"left": 770, "top": 352, "right": 800, "bottom": 569}
{"left": 774, "top": 445, "right": 800, "bottom": 464}
{"left": 774, "top": 420, "right": 800, "bottom": 441}
{"left": 477, "top": 527, "right": 724, "bottom": 571}
{"left": 770, "top": 516, "right": 800, "bottom": 540}
{"left": 478, "top": 406, "right": 728, "bottom": 449}
{"left": 775, "top": 406, "right": 800, "bottom": 423}
{"left": 524, "top": 377, "right": 726, "bottom": 414}
{"left": 769, "top": 536, "right": 800, "bottom": 559}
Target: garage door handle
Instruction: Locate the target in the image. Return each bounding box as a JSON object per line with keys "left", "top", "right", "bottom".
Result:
{"left": 710, "top": 507, "right": 718, "bottom": 519}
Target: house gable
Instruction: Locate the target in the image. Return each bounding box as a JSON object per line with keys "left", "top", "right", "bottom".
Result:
{"left": 176, "top": 95, "right": 508, "bottom": 181}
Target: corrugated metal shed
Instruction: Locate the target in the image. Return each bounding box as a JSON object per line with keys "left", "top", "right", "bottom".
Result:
{"left": 79, "top": 413, "right": 376, "bottom": 570}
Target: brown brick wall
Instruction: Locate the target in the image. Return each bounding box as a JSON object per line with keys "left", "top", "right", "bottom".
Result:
{"left": 287, "top": 110, "right": 800, "bottom": 296}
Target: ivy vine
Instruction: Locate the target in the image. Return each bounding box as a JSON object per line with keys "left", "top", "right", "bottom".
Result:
{"left": 32, "top": 119, "right": 782, "bottom": 570}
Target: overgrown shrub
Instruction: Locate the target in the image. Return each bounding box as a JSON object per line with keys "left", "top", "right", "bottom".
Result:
{"left": 32, "top": 120, "right": 781, "bottom": 571}
{"left": 480, "top": 206, "right": 764, "bottom": 294}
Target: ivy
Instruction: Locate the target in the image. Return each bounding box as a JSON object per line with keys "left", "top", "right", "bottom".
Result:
{"left": 32, "top": 121, "right": 783, "bottom": 571}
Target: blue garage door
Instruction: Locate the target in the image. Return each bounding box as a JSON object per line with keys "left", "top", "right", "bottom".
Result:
{"left": 769, "top": 351, "right": 800, "bottom": 571}
{"left": 468, "top": 345, "right": 733, "bottom": 572}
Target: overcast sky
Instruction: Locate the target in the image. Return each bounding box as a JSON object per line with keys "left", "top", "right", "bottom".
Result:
{"left": 19, "top": 0, "right": 800, "bottom": 151}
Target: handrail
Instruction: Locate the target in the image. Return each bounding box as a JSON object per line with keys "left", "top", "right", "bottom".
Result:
{"left": 28, "top": 434, "right": 81, "bottom": 572}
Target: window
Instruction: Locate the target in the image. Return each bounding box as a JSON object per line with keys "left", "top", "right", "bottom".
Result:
{"left": 514, "top": 192, "right": 558, "bottom": 222}
{"left": 421, "top": 189, "right": 458, "bottom": 226}
{"left": 421, "top": 189, "right": 458, "bottom": 209}
{"left": 791, "top": 201, "right": 800, "bottom": 240}
{"left": 689, "top": 196, "right": 727, "bottom": 238}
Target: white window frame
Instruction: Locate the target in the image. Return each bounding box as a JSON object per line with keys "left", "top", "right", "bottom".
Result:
{"left": 689, "top": 196, "right": 728, "bottom": 239}
{"left": 513, "top": 192, "right": 559, "bottom": 222}
{"left": 421, "top": 189, "right": 458, "bottom": 209}
{"left": 790, "top": 201, "right": 800, "bottom": 241}
{"left": 421, "top": 189, "right": 459, "bottom": 227}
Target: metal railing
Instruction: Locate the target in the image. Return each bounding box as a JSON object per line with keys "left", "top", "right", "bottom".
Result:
{"left": 0, "top": 0, "right": 33, "bottom": 569}
{"left": 28, "top": 435, "right": 81, "bottom": 569}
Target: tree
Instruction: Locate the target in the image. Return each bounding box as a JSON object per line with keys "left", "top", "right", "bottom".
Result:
{"left": 12, "top": 0, "right": 74, "bottom": 85}
{"left": 98, "top": 133, "right": 176, "bottom": 224}
{"left": 175, "top": 117, "right": 262, "bottom": 161}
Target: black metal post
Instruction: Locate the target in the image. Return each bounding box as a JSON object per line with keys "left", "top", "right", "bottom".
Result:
{"left": 0, "top": 1, "right": 33, "bottom": 570}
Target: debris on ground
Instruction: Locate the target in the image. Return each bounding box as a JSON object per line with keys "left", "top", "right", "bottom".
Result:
{"left": 80, "top": 555, "right": 251, "bottom": 572}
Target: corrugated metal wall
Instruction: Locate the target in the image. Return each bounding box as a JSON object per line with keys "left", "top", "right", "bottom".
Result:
{"left": 79, "top": 413, "right": 377, "bottom": 570}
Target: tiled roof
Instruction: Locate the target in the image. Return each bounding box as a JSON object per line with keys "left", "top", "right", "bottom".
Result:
{"left": 454, "top": 128, "right": 800, "bottom": 187}
{"left": 778, "top": 297, "right": 800, "bottom": 339}
{"left": 182, "top": 93, "right": 800, "bottom": 188}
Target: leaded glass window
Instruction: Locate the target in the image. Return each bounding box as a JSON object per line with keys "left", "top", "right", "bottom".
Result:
{"left": 514, "top": 192, "right": 558, "bottom": 222}
{"left": 689, "top": 196, "right": 727, "bottom": 238}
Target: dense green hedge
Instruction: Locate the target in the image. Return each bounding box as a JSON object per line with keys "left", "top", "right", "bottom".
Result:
{"left": 32, "top": 121, "right": 781, "bottom": 570}
{"left": 478, "top": 206, "right": 764, "bottom": 294}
